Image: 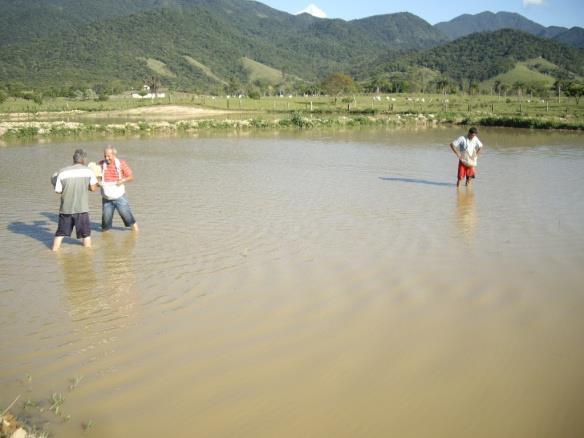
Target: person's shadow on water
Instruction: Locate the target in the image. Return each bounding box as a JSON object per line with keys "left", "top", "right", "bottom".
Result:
{"left": 379, "top": 177, "right": 456, "bottom": 187}
{"left": 8, "top": 212, "right": 117, "bottom": 249}
{"left": 7, "top": 218, "right": 55, "bottom": 248}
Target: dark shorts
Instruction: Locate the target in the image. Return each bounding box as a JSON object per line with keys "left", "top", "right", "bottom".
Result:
{"left": 458, "top": 161, "right": 476, "bottom": 179}
{"left": 55, "top": 213, "right": 91, "bottom": 238}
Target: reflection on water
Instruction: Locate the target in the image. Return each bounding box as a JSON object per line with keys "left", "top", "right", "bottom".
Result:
{"left": 456, "top": 187, "right": 477, "bottom": 246}
{"left": 100, "top": 233, "right": 139, "bottom": 330}
{"left": 57, "top": 250, "right": 97, "bottom": 307}
{"left": 1, "top": 127, "right": 583, "bottom": 438}
{"left": 58, "top": 233, "right": 138, "bottom": 328}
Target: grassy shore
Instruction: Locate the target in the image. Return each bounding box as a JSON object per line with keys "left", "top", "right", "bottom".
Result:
{"left": 1, "top": 93, "right": 582, "bottom": 140}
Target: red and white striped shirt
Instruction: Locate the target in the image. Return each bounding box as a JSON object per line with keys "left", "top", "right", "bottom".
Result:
{"left": 99, "top": 159, "right": 133, "bottom": 182}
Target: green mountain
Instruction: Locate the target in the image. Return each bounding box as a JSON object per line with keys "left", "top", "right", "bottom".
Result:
{"left": 351, "top": 13, "right": 448, "bottom": 50}
{"left": 434, "top": 11, "right": 584, "bottom": 48}
{"left": 371, "top": 29, "right": 584, "bottom": 87}
{"left": 0, "top": 0, "right": 166, "bottom": 46}
{"left": 554, "top": 27, "right": 584, "bottom": 49}
{"left": 0, "top": 1, "right": 581, "bottom": 94}
{"left": 435, "top": 11, "right": 544, "bottom": 40}
{"left": 539, "top": 26, "right": 569, "bottom": 39}
{"left": 0, "top": 0, "right": 447, "bottom": 91}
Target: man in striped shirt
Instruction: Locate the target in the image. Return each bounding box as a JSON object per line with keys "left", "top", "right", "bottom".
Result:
{"left": 99, "top": 146, "right": 139, "bottom": 232}
{"left": 52, "top": 149, "right": 98, "bottom": 251}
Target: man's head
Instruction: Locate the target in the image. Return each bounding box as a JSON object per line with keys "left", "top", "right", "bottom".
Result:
{"left": 73, "top": 148, "right": 87, "bottom": 165}
{"left": 468, "top": 127, "right": 478, "bottom": 139}
{"left": 104, "top": 145, "right": 117, "bottom": 164}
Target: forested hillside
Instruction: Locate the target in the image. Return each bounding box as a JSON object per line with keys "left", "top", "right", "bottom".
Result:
{"left": 554, "top": 27, "right": 584, "bottom": 49}
{"left": 0, "top": 0, "right": 170, "bottom": 46}
{"left": 435, "top": 11, "right": 545, "bottom": 40}
{"left": 0, "top": 1, "right": 446, "bottom": 92}
{"left": 0, "top": 1, "right": 581, "bottom": 96}
{"left": 435, "top": 11, "right": 584, "bottom": 48}
{"left": 369, "top": 29, "right": 584, "bottom": 89}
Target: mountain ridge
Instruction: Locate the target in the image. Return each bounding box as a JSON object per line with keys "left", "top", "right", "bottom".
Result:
{"left": 0, "top": 1, "right": 581, "bottom": 94}
{"left": 0, "top": 2, "right": 447, "bottom": 91}
{"left": 434, "top": 11, "right": 584, "bottom": 47}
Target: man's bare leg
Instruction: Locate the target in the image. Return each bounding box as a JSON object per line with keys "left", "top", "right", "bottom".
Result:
{"left": 82, "top": 237, "right": 92, "bottom": 248}
{"left": 52, "top": 236, "right": 64, "bottom": 251}
{"left": 131, "top": 223, "right": 139, "bottom": 233}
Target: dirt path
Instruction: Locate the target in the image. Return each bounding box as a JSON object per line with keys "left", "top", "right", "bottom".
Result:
{"left": 1, "top": 105, "right": 234, "bottom": 121}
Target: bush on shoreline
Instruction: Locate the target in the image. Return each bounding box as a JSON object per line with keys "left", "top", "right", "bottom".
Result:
{"left": 1, "top": 112, "right": 581, "bottom": 140}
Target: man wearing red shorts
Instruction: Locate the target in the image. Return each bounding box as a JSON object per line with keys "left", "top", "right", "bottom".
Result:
{"left": 450, "top": 127, "right": 483, "bottom": 187}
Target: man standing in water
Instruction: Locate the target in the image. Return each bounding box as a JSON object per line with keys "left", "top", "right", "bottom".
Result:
{"left": 450, "top": 127, "right": 483, "bottom": 187}
{"left": 52, "top": 149, "right": 98, "bottom": 251}
{"left": 99, "top": 145, "right": 139, "bottom": 232}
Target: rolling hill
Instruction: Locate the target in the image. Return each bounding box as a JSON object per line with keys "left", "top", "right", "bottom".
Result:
{"left": 480, "top": 61, "right": 557, "bottom": 92}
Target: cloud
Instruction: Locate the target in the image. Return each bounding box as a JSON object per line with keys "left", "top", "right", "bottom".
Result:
{"left": 296, "top": 4, "right": 327, "bottom": 18}
{"left": 523, "top": 0, "right": 545, "bottom": 6}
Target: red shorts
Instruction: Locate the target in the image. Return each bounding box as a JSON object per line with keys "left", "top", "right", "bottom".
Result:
{"left": 458, "top": 161, "right": 476, "bottom": 179}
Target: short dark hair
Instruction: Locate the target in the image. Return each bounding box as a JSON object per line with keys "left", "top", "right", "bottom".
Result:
{"left": 73, "top": 148, "right": 87, "bottom": 164}
{"left": 468, "top": 127, "right": 478, "bottom": 135}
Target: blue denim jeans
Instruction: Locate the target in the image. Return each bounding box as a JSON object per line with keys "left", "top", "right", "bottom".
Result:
{"left": 102, "top": 196, "right": 136, "bottom": 230}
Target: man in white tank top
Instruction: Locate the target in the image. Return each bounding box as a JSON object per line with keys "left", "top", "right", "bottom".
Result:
{"left": 450, "top": 127, "right": 483, "bottom": 187}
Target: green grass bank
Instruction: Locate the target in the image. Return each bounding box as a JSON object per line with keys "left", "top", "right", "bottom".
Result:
{"left": 1, "top": 93, "right": 583, "bottom": 140}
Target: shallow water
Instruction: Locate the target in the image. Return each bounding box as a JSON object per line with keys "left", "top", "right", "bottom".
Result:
{"left": 1, "top": 127, "right": 584, "bottom": 437}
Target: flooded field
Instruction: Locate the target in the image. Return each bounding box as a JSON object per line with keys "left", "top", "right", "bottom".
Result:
{"left": 1, "top": 127, "right": 583, "bottom": 437}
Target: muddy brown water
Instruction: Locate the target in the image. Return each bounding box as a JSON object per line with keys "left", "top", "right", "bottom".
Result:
{"left": 1, "top": 127, "right": 584, "bottom": 437}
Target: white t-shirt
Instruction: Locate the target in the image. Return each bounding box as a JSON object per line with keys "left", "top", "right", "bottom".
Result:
{"left": 453, "top": 135, "right": 482, "bottom": 167}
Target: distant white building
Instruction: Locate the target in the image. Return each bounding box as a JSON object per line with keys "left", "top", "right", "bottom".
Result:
{"left": 132, "top": 93, "right": 166, "bottom": 99}
{"left": 132, "top": 85, "right": 165, "bottom": 99}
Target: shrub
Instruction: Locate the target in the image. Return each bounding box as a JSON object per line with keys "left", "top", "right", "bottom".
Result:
{"left": 7, "top": 126, "right": 39, "bottom": 137}
{"left": 249, "top": 118, "right": 269, "bottom": 128}
{"left": 291, "top": 112, "right": 311, "bottom": 128}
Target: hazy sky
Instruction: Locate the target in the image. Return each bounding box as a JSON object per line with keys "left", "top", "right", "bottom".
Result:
{"left": 258, "top": 0, "right": 584, "bottom": 28}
